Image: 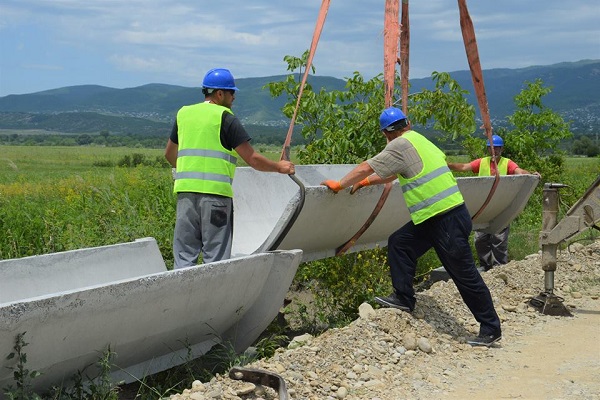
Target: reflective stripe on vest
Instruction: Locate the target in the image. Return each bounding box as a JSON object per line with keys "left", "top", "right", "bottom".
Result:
{"left": 479, "top": 156, "right": 508, "bottom": 176}
{"left": 173, "top": 102, "right": 237, "bottom": 197}
{"left": 397, "top": 131, "right": 464, "bottom": 224}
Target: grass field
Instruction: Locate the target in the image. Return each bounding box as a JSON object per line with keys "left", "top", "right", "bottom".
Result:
{"left": 0, "top": 145, "right": 597, "bottom": 265}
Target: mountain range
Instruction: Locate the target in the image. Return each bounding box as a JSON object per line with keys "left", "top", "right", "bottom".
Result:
{"left": 0, "top": 59, "right": 598, "bottom": 137}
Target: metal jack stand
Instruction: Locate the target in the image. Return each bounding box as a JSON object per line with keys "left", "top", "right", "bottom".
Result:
{"left": 530, "top": 178, "right": 600, "bottom": 316}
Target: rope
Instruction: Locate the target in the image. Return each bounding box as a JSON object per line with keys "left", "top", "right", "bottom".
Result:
{"left": 268, "top": 0, "right": 330, "bottom": 251}
{"left": 279, "top": 0, "right": 331, "bottom": 163}
{"left": 336, "top": 0, "right": 403, "bottom": 256}
{"left": 457, "top": 0, "right": 499, "bottom": 221}
{"left": 400, "top": 0, "right": 410, "bottom": 116}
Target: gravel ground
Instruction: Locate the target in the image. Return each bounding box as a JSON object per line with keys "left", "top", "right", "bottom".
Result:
{"left": 169, "top": 239, "right": 600, "bottom": 400}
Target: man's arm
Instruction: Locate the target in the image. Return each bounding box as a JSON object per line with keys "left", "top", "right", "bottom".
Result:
{"left": 235, "top": 141, "right": 294, "bottom": 174}
{"left": 338, "top": 161, "right": 376, "bottom": 188}
{"left": 360, "top": 173, "right": 396, "bottom": 186}
{"left": 165, "top": 139, "right": 178, "bottom": 168}
{"left": 447, "top": 162, "right": 473, "bottom": 172}
{"left": 514, "top": 166, "right": 541, "bottom": 177}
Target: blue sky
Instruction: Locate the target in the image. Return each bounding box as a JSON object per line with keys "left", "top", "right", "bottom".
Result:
{"left": 0, "top": 0, "right": 598, "bottom": 96}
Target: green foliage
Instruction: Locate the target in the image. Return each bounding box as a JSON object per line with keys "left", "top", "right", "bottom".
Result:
{"left": 65, "top": 349, "right": 119, "bottom": 400}
{"left": 499, "top": 79, "right": 573, "bottom": 182}
{"left": 266, "top": 56, "right": 476, "bottom": 164}
{"left": 3, "top": 332, "right": 42, "bottom": 400}
{"left": 0, "top": 132, "right": 169, "bottom": 148}
{"left": 115, "top": 153, "right": 170, "bottom": 168}
{"left": 3, "top": 336, "right": 118, "bottom": 399}
{"left": 409, "top": 72, "right": 477, "bottom": 141}
{"left": 571, "top": 135, "right": 600, "bottom": 157}
{"left": 293, "top": 248, "right": 391, "bottom": 326}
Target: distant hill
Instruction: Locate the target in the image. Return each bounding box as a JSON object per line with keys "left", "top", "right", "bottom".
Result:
{"left": 0, "top": 60, "right": 598, "bottom": 136}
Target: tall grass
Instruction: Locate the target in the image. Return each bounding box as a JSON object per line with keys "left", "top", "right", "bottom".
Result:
{"left": 0, "top": 146, "right": 176, "bottom": 267}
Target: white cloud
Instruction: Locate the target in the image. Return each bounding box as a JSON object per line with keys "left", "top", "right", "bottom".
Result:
{"left": 0, "top": 0, "right": 598, "bottom": 95}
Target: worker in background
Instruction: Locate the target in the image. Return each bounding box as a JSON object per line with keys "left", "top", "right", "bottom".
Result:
{"left": 321, "top": 107, "right": 502, "bottom": 347}
{"left": 165, "top": 68, "right": 294, "bottom": 269}
{"left": 447, "top": 134, "right": 540, "bottom": 271}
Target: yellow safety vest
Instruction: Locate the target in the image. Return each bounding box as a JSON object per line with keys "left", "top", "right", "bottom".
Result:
{"left": 173, "top": 102, "right": 237, "bottom": 197}
{"left": 397, "top": 131, "right": 464, "bottom": 224}
{"left": 479, "top": 156, "right": 509, "bottom": 176}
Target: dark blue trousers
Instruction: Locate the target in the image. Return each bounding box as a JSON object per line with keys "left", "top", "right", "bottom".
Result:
{"left": 387, "top": 204, "right": 501, "bottom": 336}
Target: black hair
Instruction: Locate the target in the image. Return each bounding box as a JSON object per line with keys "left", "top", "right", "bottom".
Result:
{"left": 384, "top": 118, "right": 409, "bottom": 132}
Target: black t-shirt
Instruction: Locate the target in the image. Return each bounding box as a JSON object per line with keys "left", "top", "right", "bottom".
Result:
{"left": 169, "top": 111, "right": 251, "bottom": 151}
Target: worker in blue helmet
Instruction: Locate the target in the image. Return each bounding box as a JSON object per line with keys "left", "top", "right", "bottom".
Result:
{"left": 321, "top": 107, "right": 502, "bottom": 347}
{"left": 448, "top": 134, "right": 540, "bottom": 271}
{"left": 165, "top": 68, "right": 294, "bottom": 268}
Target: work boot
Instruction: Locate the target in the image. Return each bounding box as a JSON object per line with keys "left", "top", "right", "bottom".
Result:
{"left": 467, "top": 332, "right": 502, "bottom": 347}
{"left": 374, "top": 293, "right": 412, "bottom": 312}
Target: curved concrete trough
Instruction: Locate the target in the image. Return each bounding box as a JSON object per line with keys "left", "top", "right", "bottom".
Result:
{"left": 0, "top": 238, "right": 302, "bottom": 392}
{"left": 0, "top": 165, "right": 538, "bottom": 392}
{"left": 232, "top": 165, "right": 539, "bottom": 261}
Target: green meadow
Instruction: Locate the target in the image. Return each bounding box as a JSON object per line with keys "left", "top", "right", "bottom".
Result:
{"left": 0, "top": 145, "right": 598, "bottom": 268}
{"left": 0, "top": 145, "right": 284, "bottom": 267}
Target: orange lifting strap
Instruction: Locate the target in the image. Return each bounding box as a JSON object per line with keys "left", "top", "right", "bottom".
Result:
{"left": 336, "top": 0, "right": 403, "bottom": 255}
{"left": 279, "top": 0, "right": 497, "bottom": 254}
{"left": 269, "top": 0, "right": 330, "bottom": 251}
{"left": 280, "top": 0, "right": 331, "bottom": 163}
{"left": 457, "top": 0, "right": 499, "bottom": 220}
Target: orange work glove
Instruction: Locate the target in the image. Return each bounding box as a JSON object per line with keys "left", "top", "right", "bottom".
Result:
{"left": 350, "top": 177, "right": 371, "bottom": 195}
{"left": 321, "top": 180, "right": 343, "bottom": 193}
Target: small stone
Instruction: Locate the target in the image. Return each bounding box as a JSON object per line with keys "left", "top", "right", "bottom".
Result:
{"left": 417, "top": 337, "right": 433, "bottom": 353}
{"left": 358, "top": 302, "right": 376, "bottom": 319}
{"left": 403, "top": 333, "right": 418, "bottom": 350}
{"left": 336, "top": 386, "right": 348, "bottom": 398}
{"left": 235, "top": 383, "right": 256, "bottom": 395}
{"left": 288, "top": 333, "right": 313, "bottom": 349}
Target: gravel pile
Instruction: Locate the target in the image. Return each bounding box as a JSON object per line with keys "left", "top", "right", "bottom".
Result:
{"left": 169, "top": 240, "right": 600, "bottom": 400}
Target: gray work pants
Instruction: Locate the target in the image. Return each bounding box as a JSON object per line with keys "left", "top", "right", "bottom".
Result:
{"left": 173, "top": 192, "right": 233, "bottom": 269}
{"left": 474, "top": 226, "right": 510, "bottom": 271}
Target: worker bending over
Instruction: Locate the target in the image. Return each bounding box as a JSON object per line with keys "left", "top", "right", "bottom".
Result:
{"left": 321, "top": 107, "right": 502, "bottom": 347}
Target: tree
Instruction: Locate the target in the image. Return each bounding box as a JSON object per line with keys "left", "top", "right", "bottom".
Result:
{"left": 266, "top": 53, "right": 476, "bottom": 164}
{"left": 497, "top": 79, "right": 572, "bottom": 182}
{"left": 572, "top": 135, "right": 600, "bottom": 157}
{"left": 77, "top": 134, "right": 93, "bottom": 145}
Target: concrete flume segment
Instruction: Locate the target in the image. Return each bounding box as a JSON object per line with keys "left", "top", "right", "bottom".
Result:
{"left": 232, "top": 165, "right": 539, "bottom": 261}
{"left": 1, "top": 166, "right": 538, "bottom": 392}
{"left": 0, "top": 239, "right": 302, "bottom": 392}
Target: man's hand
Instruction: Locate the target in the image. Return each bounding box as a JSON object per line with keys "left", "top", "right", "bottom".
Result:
{"left": 277, "top": 161, "right": 295, "bottom": 174}
{"left": 321, "top": 180, "right": 343, "bottom": 193}
{"left": 350, "top": 177, "right": 371, "bottom": 195}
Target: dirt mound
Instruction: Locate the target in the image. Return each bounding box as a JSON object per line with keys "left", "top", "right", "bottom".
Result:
{"left": 170, "top": 240, "right": 600, "bottom": 400}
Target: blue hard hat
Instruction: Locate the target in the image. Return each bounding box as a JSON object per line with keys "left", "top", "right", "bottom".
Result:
{"left": 486, "top": 135, "right": 504, "bottom": 147}
{"left": 202, "top": 68, "right": 239, "bottom": 91}
{"left": 379, "top": 107, "right": 407, "bottom": 131}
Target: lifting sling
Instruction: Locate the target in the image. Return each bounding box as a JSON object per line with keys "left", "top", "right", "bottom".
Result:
{"left": 268, "top": 0, "right": 330, "bottom": 250}
{"left": 272, "top": 0, "right": 498, "bottom": 253}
